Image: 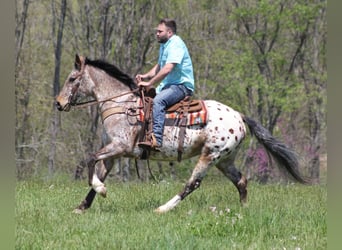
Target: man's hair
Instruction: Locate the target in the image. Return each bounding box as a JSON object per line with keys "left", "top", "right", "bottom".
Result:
{"left": 160, "top": 18, "right": 177, "bottom": 33}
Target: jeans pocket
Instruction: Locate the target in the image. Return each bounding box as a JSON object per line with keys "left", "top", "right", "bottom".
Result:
{"left": 180, "top": 85, "right": 193, "bottom": 96}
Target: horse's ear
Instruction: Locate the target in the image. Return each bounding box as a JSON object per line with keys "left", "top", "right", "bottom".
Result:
{"left": 75, "top": 54, "right": 82, "bottom": 71}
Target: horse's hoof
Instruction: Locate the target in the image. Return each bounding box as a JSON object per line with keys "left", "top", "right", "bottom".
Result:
{"left": 154, "top": 207, "right": 164, "bottom": 214}
{"left": 73, "top": 208, "right": 85, "bottom": 214}
{"left": 100, "top": 189, "right": 107, "bottom": 198}
{"left": 241, "top": 201, "right": 248, "bottom": 208}
{"left": 154, "top": 206, "right": 168, "bottom": 214}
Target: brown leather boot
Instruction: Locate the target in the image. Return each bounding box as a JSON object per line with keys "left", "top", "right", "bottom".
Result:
{"left": 138, "top": 133, "right": 161, "bottom": 151}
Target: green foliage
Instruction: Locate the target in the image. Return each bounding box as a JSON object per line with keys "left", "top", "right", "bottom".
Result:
{"left": 16, "top": 177, "right": 327, "bottom": 249}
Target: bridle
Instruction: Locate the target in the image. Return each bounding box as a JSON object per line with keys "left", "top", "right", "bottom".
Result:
{"left": 66, "top": 57, "right": 141, "bottom": 109}
{"left": 68, "top": 80, "right": 81, "bottom": 106}
{"left": 70, "top": 87, "right": 141, "bottom": 109}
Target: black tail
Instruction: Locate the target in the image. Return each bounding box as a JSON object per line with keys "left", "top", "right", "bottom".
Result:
{"left": 243, "top": 116, "right": 310, "bottom": 184}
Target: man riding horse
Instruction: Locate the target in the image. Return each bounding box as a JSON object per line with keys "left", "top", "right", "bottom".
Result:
{"left": 136, "top": 18, "right": 194, "bottom": 150}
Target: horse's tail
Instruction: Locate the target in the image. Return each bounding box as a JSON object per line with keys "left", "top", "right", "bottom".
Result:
{"left": 242, "top": 115, "right": 310, "bottom": 184}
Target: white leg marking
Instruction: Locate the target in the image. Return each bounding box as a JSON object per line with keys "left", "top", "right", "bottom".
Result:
{"left": 92, "top": 173, "right": 107, "bottom": 197}
{"left": 155, "top": 195, "right": 181, "bottom": 213}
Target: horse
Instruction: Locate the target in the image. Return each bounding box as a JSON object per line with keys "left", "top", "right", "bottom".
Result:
{"left": 55, "top": 54, "right": 309, "bottom": 214}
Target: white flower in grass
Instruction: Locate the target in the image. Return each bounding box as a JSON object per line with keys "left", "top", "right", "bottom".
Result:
{"left": 209, "top": 206, "right": 217, "bottom": 212}
{"left": 235, "top": 213, "right": 243, "bottom": 219}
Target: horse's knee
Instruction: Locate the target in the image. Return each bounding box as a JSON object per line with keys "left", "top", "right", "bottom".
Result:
{"left": 180, "top": 179, "right": 202, "bottom": 200}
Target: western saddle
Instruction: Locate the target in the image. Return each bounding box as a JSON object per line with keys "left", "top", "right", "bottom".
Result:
{"left": 138, "top": 88, "right": 205, "bottom": 162}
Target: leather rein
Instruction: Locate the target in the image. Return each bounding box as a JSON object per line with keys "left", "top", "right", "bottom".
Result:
{"left": 68, "top": 58, "right": 142, "bottom": 110}
{"left": 70, "top": 88, "right": 141, "bottom": 109}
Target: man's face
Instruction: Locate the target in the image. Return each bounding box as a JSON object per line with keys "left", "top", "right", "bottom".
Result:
{"left": 156, "top": 23, "right": 172, "bottom": 44}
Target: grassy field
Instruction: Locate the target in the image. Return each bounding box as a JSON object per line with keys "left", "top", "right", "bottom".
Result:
{"left": 16, "top": 176, "right": 326, "bottom": 249}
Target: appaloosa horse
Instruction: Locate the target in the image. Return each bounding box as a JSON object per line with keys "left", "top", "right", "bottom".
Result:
{"left": 55, "top": 55, "right": 309, "bottom": 214}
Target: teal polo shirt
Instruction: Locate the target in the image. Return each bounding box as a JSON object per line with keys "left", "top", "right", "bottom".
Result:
{"left": 156, "top": 35, "right": 195, "bottom": 93}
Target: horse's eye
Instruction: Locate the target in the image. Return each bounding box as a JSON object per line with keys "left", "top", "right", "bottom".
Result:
{"left": 69, "top": 77, "right": 76, "bottom": 82}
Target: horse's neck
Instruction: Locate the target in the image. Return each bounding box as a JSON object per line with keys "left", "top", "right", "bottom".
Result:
{"left": 89, "top": 69, "right": 134, "bottom": 105}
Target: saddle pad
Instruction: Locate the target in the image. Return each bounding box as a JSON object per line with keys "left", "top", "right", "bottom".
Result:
{"left": 164, "top": 100, "right": 208, "bottom": 126}
{"left": 139, "top": 100, "right": 208, "bottom": 126}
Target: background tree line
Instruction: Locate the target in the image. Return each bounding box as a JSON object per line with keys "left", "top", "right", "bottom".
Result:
{"left": 15, "top": 0, "right": 327, "bottom": 183}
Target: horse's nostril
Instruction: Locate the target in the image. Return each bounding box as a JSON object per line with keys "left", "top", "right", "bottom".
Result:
{"left": 55, "top": 101, "right": 62, "bottom": 111}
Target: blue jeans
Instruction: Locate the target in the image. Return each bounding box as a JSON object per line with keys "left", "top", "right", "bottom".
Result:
{"left": 152, "top": 84, "right": 193, "bottom": 145}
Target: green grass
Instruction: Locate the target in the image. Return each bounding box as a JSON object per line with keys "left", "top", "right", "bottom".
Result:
{"left": 16, "top": 176, "right": 326, "bottom": 249}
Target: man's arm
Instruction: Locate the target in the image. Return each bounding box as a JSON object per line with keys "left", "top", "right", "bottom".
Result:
{"left": 136, "top": 64, "right": 160, "bottom": 82}
{"left": 138, "top": 63, "right": 175, "bottom": 88}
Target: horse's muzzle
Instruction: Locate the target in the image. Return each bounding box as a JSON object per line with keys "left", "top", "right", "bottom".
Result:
{"left": 55, "top": 100, "right": 71, "bottom": 112}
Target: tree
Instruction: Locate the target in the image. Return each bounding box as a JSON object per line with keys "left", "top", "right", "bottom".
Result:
{"left": 48, "top": 0, "right": 67, "bottom": 176}
{"left": 230, "top": 0, "right": 326, "bottom": 181}
{"left": 15, "top": 0, "right": 31, "bottom": 178}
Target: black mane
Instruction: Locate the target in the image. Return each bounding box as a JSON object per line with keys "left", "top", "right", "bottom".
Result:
{"left": 85, "top": 58, "right": 138, "bottom": 91}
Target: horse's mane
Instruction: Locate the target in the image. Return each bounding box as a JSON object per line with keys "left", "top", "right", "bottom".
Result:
{"left": 85, "top": 58, "right": 138, "bottom": 91}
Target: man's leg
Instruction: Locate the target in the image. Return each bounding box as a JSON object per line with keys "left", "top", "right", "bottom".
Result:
{"left": 153, "top": 85, "right": 187, "bottom": 146}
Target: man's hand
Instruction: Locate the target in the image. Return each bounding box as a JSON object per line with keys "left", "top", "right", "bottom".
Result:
{"left": 135, "top": 74, "right": 146, "bottom": 83}
{"left": 137, "top": 81, "right": 153, "bottom": 91}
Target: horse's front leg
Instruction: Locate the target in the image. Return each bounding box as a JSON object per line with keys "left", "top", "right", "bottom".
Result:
{"left": 74, "top": 158, "right": 114, "bottom": 213}
{"left": 87, "top": 158, "right": 108, "bottom": 197}
{"left": 87, "top": 143, "right": 127, "bottom": 197}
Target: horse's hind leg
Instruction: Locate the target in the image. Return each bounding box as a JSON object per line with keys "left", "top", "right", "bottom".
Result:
{"left": 155, "top": 149, "right": 215, "bottom": 213}
{"left": 216, "top": 160, "right": 248, "bottom": 205}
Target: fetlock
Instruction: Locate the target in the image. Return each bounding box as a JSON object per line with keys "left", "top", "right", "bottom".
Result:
{"left": 237, "top": 176, "right": 248, "bottom": 204}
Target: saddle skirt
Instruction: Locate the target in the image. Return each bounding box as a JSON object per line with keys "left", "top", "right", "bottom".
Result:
{"left": 138, "top": 99, "right": 208, "bottom": 127}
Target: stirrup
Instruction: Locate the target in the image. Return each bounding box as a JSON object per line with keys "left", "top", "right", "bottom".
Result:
{"left": 138, "top": 141, "right": 161, "bottom": 151}
{"left": 138, "top": 141, "right": 153, "bottom": 148}
{"left": 138, "top": 133, "right": 161, "bottom": 151}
